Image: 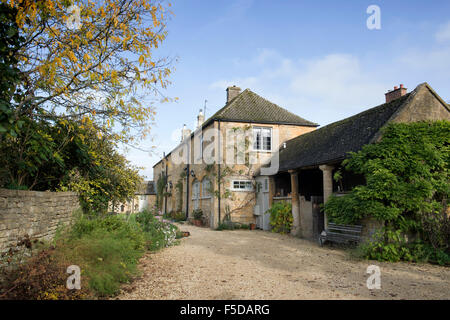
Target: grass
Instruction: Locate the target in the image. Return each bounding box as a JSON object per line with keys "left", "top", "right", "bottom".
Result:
{"left": 0, "top": 209, "right": 180, "bottom": 299}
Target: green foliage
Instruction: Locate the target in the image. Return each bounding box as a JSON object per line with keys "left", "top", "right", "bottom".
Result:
{"left": 192, "top": 209, "right": 203, "bottom": 220}
{"left": 0, "top": 116, "right": 142, "bottom": 214}
{"left": 1, "top": 210, "right": 180, "bottom": 298}
{"left": 156, "top": 173, "right": 167, "bottom": 210}
{"left": 135, "top": 209, "right": 179, "bottom": 251}
{"left": 216, "top": 221, "right": 250, "bottom": 231}
{"left": 268, "top": 201, "right": 293, "bottom": 234}
{"left": 324, "top": 121, "right": 450, "bottom": 263}
{"left": 0, "top": 3, "right": 24, "bottom": 138}
{"left": 175, "top": 179, "right": 183, "bottom": 212}
{"left": 358, "top": 228, "right": 449, "bottom": 265}
{"left": 164, "top": 210, "right": 185, "bottom": 222}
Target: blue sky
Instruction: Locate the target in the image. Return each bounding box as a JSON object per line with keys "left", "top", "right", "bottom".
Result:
{"left": 122, "top": 0, "right": 450, "bottom": 180}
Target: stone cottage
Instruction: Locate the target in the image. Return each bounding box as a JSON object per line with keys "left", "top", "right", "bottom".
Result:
{"left": 154, "top": 82, "right": 449, "bottom": 233}
{"left": 152, "top": 86, "right": 318, "bottom": 228}
{"left": 271, "top": 83, "right": 450, "bottom": 240}
{"left": 109, "top": 180, "right": 156, "bottom": 214}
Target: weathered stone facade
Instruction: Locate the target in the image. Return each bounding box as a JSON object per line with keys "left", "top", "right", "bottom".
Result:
{"left": 153, "top": 88, "right": 317, "bottom": 229}
{"left": 0, "top": 189, "right": 80, "bottom": 252}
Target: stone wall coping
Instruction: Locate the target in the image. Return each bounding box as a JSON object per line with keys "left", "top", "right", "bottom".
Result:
{"left": 0, "top": 188, "right": 78, "bottom": 197}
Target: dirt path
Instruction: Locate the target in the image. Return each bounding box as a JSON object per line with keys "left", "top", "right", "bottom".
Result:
{"left": 117, "top": 224, "right": 449, "bottom": 300}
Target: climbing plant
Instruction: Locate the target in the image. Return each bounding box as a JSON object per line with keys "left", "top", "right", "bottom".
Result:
{"left": 156, "top": 173, "right": 167, "bottom": 211}
{"left": 175, "top": 178, "right": 183, "bottom": 212}
{"left": 324, "top": 120, "right": 450, "bottom": 264}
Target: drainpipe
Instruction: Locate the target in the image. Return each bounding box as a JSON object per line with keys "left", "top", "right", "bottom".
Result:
{"left": 164, "top": 160, "right": 168, "bottom": 215}
{"left": 217, "top": 120, "right": 221, "bottom": 225}
{"left": 185, "top": 139, "right": 190, "bottom": 221}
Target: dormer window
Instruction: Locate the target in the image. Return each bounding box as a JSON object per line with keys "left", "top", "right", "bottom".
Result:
{"left": 253, "top": 127, "right": 272, "bottom": 151}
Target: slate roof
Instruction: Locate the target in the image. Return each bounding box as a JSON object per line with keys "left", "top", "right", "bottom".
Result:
{"left": 153, "top": 88, "right": 318, "bottom": 168}
{"left": 136, "top": 181, "right": 156, "bottom": 195}
{"left": 278, "top": 93, "right": 412, "bottom": 172}
{"left": 204, "top": 89, "right": 318, "bottom": 127}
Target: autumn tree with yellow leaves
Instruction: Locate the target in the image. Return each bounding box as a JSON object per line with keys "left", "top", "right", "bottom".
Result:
{"left": 7, "top": 0, "right": 174, "bottom": 142}
{"left": 0, "top": 0, "right": 173, "bottom": 212}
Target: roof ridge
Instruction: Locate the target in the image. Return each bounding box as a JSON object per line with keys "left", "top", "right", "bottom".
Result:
{"left": 307, "top": 93, "right": 411, "bottom": 135}
{"left": 245, "top": 89, "right": 319, "bottom": 126}
{"left": 207, "top": 88, "right": 318, "bottom": 126}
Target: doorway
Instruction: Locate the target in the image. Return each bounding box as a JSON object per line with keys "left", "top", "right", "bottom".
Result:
{"left": 255, "top": 176, "right": 270, "bottom": 230}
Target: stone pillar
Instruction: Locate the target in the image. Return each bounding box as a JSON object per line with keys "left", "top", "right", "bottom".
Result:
{"left": 268, "top": 176, "right": 275, "bottom": 208}
{"left": 319, "top": 165, "right": 334, "bottom": 228}
{"left": 289, "top": 169, "right": 301, "bottom": 237}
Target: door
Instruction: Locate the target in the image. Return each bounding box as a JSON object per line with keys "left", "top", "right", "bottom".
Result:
{"left": 256, "top": 176, "right": 270, "bottom": 230}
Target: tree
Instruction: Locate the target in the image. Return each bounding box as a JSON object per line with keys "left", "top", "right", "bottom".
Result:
{"left": 5, "top": 0, "right": 174, "bottom": 144}
{"left": 0, "top": 2, "right": 24, "bottom": 136}
{"left": 56, "top": 121, "right": 143, "bottom": 213}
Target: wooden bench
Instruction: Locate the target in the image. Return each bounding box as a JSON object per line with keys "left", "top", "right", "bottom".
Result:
{"left": 319, "top": 223, "right": 362, "bottom": 246}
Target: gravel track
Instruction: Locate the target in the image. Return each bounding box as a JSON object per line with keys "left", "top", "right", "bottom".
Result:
{"left": 117, "top": 224, "right": 449, "bottom": 300}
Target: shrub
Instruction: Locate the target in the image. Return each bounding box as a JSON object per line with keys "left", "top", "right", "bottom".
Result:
{"left": 268, "top": 202, "right": 293, "bottom": 234}
{"left": 192, "top": 209, "right": 203, "bottom": 220}
{"left": 164, "top": 211, "right": 185, "bottom": 222}
{"left": 216, "top": 221, "right": 250, "bottom": 231}
{"left": 135, "top": 209, "right": 179, "bottom": 251}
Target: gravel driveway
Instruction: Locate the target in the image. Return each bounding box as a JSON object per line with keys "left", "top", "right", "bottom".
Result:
{"left": 117, "top": 224, "right": 449, "bottom": 300}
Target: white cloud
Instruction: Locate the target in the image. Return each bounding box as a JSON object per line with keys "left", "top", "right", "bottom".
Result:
{"left": 210, "top": 52, "right": 387, "bottom": 126}
{"left": 436, "top": 21, "right": 450, "bottom": 43}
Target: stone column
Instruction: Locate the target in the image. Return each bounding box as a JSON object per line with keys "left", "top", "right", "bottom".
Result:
{"left": 289, "top": 170, "right": 301, "bottom": 237}
{"left": 319, "top": 164, "right": 334, "bottom": 228}
{"left": 268, "top": 176, "right": 275, "bottom": 208}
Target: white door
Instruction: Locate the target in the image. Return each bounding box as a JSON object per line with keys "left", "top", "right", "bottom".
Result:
{"left": 256, "top": 176, "right": 270, "bottom": 230}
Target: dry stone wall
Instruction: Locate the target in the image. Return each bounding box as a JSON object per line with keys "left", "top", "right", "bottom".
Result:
{"left": 0, "top": 189, "right": 79, "bottom": 252}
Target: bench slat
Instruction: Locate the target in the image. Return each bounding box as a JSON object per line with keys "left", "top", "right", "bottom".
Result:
{"left": 319, "top": 223, "right": 363, "bottom": 247}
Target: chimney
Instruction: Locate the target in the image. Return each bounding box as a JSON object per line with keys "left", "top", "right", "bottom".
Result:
{"left": 196, "top": 109, "right": 205, "bottom": 128}
{"left": 226, "top": 85, "right": 241, "bottom": 103}
{"left": 181, "top": 124, "right": 191, "bottom": 142}
{"left": 385, "top": 84, "right": 407, "bottom": 103}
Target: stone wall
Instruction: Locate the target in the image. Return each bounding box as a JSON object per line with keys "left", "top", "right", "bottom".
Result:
{"left": 0, "top": 189, "right": 80, "bottom": 253}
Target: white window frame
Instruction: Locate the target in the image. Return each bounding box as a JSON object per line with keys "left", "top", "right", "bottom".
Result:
{"left": 231, "top": 180, "right": 254, "bottom": 192}
{"left": 252, "top": 126, "right": 272, "bottom": 152}
{"left": 195, "top": 134, "right": 203, "bottom": 161}
{"left": 192, "top": 181, "right": 200, "bottom": 200}
{"left": 201, "top": 179, "right": 211, "bottom": 199}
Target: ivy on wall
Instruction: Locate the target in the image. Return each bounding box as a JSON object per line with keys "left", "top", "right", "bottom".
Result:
{"left": 324, "top": 121, "right": 450, "bottom": 264}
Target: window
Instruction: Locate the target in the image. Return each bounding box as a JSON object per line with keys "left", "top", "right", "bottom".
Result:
{"left": 253, "top": 127, "right": 272, "bottom": 151}
{"left": 192, "top": 181, "right": 200, "bottom": 199}
{"left": 202, "top": 179, "right": 211, "bottom": 198}
{"left": 231, "top": 180, "right": 254, "bottom": 191}
{"left": 195, "top": 134, "right": 203, "bottom": 161}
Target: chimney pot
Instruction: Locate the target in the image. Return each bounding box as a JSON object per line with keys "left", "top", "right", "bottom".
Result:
{"left": 196, "top": 109, "right": 205, "bottom": 128}
{"left": 385, "top": 84, "right": 407, "bottom": 103}
{"left": 181, "top": 124, "right": 191, "bottom": 142}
